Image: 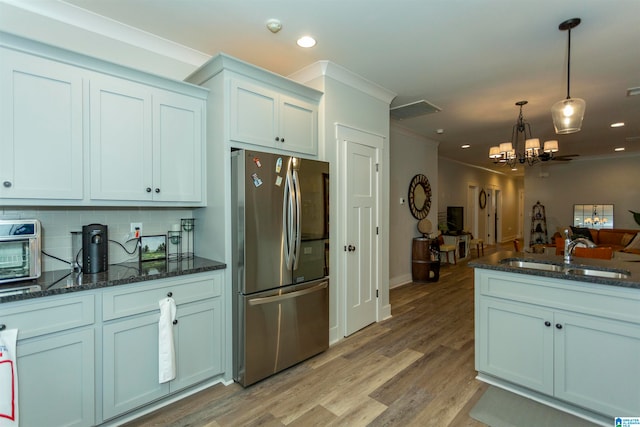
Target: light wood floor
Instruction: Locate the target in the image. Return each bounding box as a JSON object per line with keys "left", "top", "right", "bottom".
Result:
{"left": 124, "top": 244, "right": 512, "bottom": 427}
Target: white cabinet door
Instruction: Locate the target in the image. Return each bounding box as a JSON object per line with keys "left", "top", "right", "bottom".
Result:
{"left": 229, "top": 78, "right": 318, "bottom": 155}
{"left": 18, "top": 329, "right": 95, "bottom": 427}
{"left": 477, "top": 297, "right": 554, "bottom": 394}
{"left": 90, "top": 75, "right": 153, "bottom": 201}
{"left": 170, "top": 298, "right": 224, "bottom": 392}
{"left": 102, "top": 312, "right": 169, "bottom": 420}
{"left": 0, "top": 48, "right": 84, "bottom": 200}
{"left": 229, "top": 78, "right": 278, "bottom": 147}
{"left": 554, "top": 311, "right": 640, "bottom": 417}
{"left": 279, "top": 94, "right": 317, "bottom": 155}
{"left": 152, "top": 91, "right": 204, "bottom": 203}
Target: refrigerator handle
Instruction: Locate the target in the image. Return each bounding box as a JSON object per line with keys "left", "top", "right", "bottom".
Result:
{"left": 248, "top": 281, "right": 328, "bottom": 306}
{"left": 283, "top": 168, "right": 295, "bottom": 270}
{"left": 292, "top": 169, "right": 302, "bottom": 270}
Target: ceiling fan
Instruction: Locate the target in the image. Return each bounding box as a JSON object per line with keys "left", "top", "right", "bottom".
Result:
{"left": 539, "top": 153, "right": 579, "bottom": 162}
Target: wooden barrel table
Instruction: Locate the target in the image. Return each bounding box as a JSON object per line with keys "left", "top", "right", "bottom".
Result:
{"left": 412, "top": 237, "right": 439, "bottom": 283}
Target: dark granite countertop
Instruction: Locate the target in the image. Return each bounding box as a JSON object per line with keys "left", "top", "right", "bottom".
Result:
{"left": 0, "top": 257, "right": 226, "bottom": 303}
{"left": 469, "top": 251, "right": 640, "bottom": 290}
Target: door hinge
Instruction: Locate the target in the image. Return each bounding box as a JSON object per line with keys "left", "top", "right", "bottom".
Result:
{"left": 376, "top": 163, "right": 379, "bottom": 172}
{"left": 376, "top": 289, "right": 379, "bottom": 298}
{"left": 376, "top": 226, "right": 379, "bottom": 235}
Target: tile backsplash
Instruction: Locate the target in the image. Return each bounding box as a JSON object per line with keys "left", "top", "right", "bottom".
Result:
{"left": 1, "top": 207, "right": 194, "bottom": 272}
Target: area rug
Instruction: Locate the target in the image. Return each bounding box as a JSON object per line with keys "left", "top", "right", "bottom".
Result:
{"left": 469, "top": 386, "right": 601, "bottom": 427}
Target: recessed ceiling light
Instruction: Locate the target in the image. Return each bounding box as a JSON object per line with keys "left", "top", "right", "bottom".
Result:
{"left": 610, "top": 122, "right": 625, "bottom": 128}
{"left": 511, "top": 168, "right": 518, "bottom": 171}
{"left": 615, "top": 147, "right": 626, "bottom": 152}
{"left": 461, "top": 144, "right": 471, "bottom": 149}
{"left": 297, "top": 36, "right": 316, "bottom": 48}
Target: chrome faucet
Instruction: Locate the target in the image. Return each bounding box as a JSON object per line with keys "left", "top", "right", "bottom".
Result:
{"left": 563, "top": 229, "right": 597, "bottom": 264}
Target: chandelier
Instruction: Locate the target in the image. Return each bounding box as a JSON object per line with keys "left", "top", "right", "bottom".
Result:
{"left": 489, "top": 100, "right": 559, "bottom": 168}
{"left": 584, "top": 205, "right": 608, "bottom": 227}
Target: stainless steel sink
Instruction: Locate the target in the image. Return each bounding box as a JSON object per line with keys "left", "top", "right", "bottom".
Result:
{"left": 501, "top": 260, "right": 565, "bottom": 272}
{"left": 566, "top": 268, "right": 631, "bottom": 279}
{"left": 500, "top": 259, "right": 631, "bottom": 280}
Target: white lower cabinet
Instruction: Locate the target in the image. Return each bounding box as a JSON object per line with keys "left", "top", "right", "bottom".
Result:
{"left": 18, "top": 329, "right": 95, "bottom": 427}
{"left": 475, "top": 269, "right": 640, "bottom": 420}
{"left": 101, "top": 272, "right": 224, "bottom": 421}
{"left": 0, "top": 294, "right": 95, "bottom": 427}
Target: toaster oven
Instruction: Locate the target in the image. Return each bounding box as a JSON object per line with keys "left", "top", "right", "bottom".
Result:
{"left": 0, "top": 219, "right": 42, "bottom": 284}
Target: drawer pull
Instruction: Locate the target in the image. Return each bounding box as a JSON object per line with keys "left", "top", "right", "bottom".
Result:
{"left": 167, "top": 292, "right": 173, "bottom": 297}
{"left": 172, "top": 319, "right": 178, "bottom": 325}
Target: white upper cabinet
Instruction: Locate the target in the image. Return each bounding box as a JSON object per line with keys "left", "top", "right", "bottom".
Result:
{"left": 90, "top": 76, "right": 204, "bottom": 203}
{"left": 152, "top": 90, "right": 204, "bottom": 203}
{"left": 229, "top": 78, "right": 318, "bottom": 155}
{"left": 0, "top": 33, "right": 207, "bottom": 207}
{"left": 0, "top": 47, "right": 84, "bottom": 201}
{"left": 90, "top": 76, "right": 153, "bottom": 201}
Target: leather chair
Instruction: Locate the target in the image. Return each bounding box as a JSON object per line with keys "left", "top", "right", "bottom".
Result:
{"left": 573, "top": 246, "right": 614, "bottom": 260}
{"left": 437, "top": 233, "right": 457, "bottom": 264}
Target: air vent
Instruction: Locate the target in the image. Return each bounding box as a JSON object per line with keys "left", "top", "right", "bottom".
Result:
{"left": 390, "top": 100, "right": 442, "bottom": 120}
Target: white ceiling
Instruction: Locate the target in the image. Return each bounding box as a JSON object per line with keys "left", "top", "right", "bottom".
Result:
{"left": 4, "top": 0, "right": 640, "bottom": 175}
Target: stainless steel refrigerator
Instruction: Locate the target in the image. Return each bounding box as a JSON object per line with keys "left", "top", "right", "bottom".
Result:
{"left": 231, "top": 149, "right": 329, "bottom": 386}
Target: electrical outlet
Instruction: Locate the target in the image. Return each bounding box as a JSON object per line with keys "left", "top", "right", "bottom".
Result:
{"left": 130, "top": 222, "right": 142, "bottom": 239}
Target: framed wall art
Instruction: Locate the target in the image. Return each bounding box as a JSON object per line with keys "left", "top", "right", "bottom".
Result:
{"left": 139, "top": 235, "right": 167, "bottom": 262}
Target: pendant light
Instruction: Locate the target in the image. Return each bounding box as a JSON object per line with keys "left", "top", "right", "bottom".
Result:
{"left": 551, "top": 18, "right": 585, "bottom": 134}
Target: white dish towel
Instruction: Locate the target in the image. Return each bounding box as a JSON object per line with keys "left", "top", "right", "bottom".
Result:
{"left": 158, "top": 297, "right": 177, "bottom": 384}
{"left": 0, "top": 328, "right": 18, "bottom": 426}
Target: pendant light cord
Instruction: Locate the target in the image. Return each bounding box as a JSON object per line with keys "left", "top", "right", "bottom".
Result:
{"left": 566, "top": 27, "right": 572, "bottom": 100}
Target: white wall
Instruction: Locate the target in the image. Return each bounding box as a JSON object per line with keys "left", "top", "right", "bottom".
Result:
{"left": 524, "top": 155, "right": 640, "bottom": 245}
{"left": 0, "top": 207, "right": 194, "bottom": 272}
{"left": 389, "top": 124, "right": 439, "bottom": 287}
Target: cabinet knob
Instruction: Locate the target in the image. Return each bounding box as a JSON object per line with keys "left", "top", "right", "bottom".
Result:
{"left": 555, "top": 323, "right": 563, "bottom": 330}
{"left": 2, "top": 181, "right": 11, "bottom": 188}
{"left": 0, "top": 324, "right": 5, "bottom": 331}
{"left": 172, "top": 319, "right": 178, "bottom": 325}
{"left": 544, "top": 321, "right": 551, "bottom": 327}
{"left": 281, "top": 138, "right": 285, "bottom": 143}
{"left": 146, "top": 187, "right": 152, "bottom": 193}
{"left": 155, "top": 188, "right": 160, "bottom": 193}
{"left": 348, "top": 245, "right": 356, "bottom": 252}
{"left": 275, "top": 137, "right": 280, "bottom": 142}
{"left": 167, "top": 292, "right": 173, "bottom": 297}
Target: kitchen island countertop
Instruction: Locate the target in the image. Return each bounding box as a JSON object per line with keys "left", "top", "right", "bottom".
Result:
{"left": 469, "top": 251, "right": 640, "bottom": 289}
{"left": 0, "top": 257, "right": 226, "bottom": 303}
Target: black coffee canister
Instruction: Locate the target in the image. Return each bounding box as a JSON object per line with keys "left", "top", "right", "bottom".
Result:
{"left": 82, "top": 224, "right": 108, "bottom": 274}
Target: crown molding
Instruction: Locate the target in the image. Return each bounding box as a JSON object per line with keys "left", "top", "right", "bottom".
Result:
{"left": 3, "top": 0, "right": 210, "bottom": 67}
{"left": 289, "top": 60, "right": 396, "bottom": 105}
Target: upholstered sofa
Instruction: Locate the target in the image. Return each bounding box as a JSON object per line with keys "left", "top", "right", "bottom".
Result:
{"left": 553, "top": 227, "right": 640, "bottom": 257}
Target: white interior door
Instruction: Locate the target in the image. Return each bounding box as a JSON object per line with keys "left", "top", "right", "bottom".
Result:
{"left": 342, "top": 130, "right": 379, "bottom": 336}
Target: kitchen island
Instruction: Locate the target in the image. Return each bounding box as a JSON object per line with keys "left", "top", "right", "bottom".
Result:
{"left": 470, "top": 252, "right": 640, "bottom": 426}
{"left": 0, "top": 257, "right": 229, "bottom": 427}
